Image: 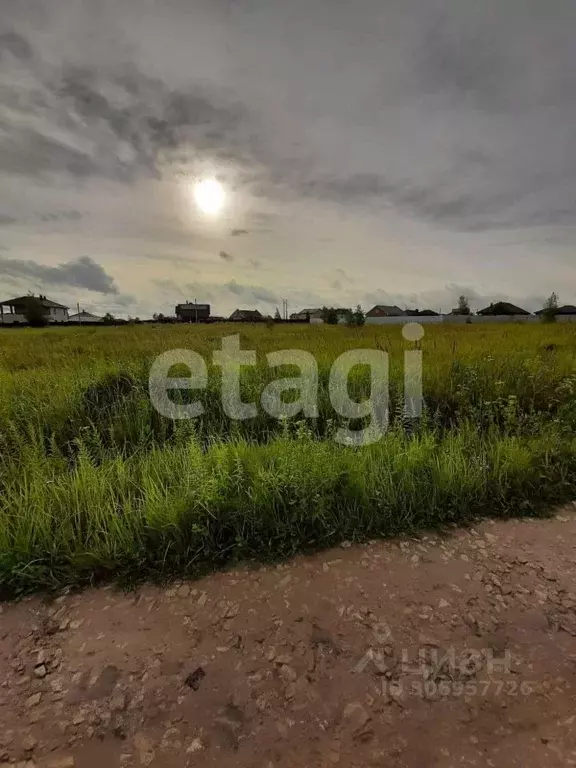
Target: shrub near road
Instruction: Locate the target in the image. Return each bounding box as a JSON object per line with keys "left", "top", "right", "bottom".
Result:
{"left": 1, "top": 322, "right": 576, "bottom": 593}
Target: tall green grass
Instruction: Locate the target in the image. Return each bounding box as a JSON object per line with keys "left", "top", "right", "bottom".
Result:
{"left": 1, "top": 322, "right": 576, "bottom": 594}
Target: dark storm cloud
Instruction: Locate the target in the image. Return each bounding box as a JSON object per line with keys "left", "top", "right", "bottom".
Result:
{"left": 0, "top": 255, "right": 119, "bottom": 294}
{"left": 0, "top": 33, "right": 247, "bottom": 182}
{"left": 230, "top": 229, "right": 249, "bottom": 236}
{"left": 219, "top": 250, "right": 234, "bottom": 262}
{"left": 297, "top": 170, "right": 576, "bottom": 233}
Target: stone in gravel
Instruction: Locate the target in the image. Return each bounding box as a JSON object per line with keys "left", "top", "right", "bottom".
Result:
{"left": 177, "top": 585, "right": 191, "bottom": 598}
{"left": 197, "top": 592, "right": 207, "bottom": 607}
{"left": 36, "top": 650, "right": 47, "bottom": 666}
{"left": 279, "top": 665, "right": 297, "bottom": 683}
{"left": 186, "top": 738, "right": 205, "bottom": 754}
{"left": 110, "top": 692, "right": 128, "bottom": 712}
{"left": 22, "top": 734, "right": 38, "bottom": 752}
{"left": 25, "top": 693, "right": 42, "bottom": 709}
{"left": 343, "top": 702, "right": 370, "bottom": 731}
{"left": 47, "top": 758, "right": 75, "bottom": 768}
{"left": 438, "top": 599, "right": 450, "bottom": 609}
{"left": 284, "top": 683, "right": 296, "bottom": 700}
{"left": 91, "top": 665, "right": 120, "bottom": 699}
{"left": 33, "top": 665, "right": 47, "bottom": 679}
{"left": 184, "top": 667, "right": 206, "bottom": 691}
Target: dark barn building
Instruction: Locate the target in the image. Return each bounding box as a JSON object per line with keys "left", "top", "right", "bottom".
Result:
{"left": 175, "top": 303, "right": 211, "bottom": 323}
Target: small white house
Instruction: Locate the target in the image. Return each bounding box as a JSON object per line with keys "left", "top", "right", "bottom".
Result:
{"left": 290, "top": 308, "right": 350, "bottom": 324}
{"left": 68, "top": 310, "right": 103, "bottom": 323}
{"left": 0, "top": 295, "right": 69, "bottom": 324}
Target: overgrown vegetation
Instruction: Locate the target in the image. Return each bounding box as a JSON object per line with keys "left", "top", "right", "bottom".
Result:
{"left": 1, "top": 322, "right": 576, "bottom": 594}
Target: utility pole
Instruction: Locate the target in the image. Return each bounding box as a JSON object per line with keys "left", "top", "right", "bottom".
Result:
{"left": 77, "top": 302, "right": 81, "bottom": 326}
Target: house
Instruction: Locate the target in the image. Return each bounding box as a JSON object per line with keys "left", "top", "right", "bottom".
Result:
{"left": 292, "top": 308, "right": 352, "bottom": 325}
{"left": 229, "top": 308, "right": 264, "bottom": 322}
{"left": 68, "top": 310, "right": 103, "bottom": 323}
{"left": 535, "top": 305, "right": 576, "bottom": 316}
{"left": 555, "top": 305, "right": 576, "bottom": 315}
{"left": 366, "top": 305, "right": 406, "bottom": 318}
{"left": 175, "top": 302, "right": 210, "bottom": 323}
{"left": 404, "top": 308, "right": 439, "bottom": 317}
{"left": 290, "top": 308, "right": 323, "bottom": 322}
{"left": 477, "top": 302, "right": 530, "bottom": 316}
{"left": 0, "top": 294, "right": 69, "bottom": 324}
{"left": 365, "top": 305, "right": 406, "bottom": 325}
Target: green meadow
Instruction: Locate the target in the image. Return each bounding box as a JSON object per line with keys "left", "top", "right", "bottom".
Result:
{"left": 1, "top": 321, "right": 576, "bottom": 593}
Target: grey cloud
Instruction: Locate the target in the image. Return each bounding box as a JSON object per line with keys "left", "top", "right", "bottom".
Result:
{"left": 219, "top": 250, "right": 233, "bottom": 262}
{"left": 230, "top": 229, "right": 249, "bottom": 236}
{"left": 225, "top": 280, "right": 280, "bottom": 305}
{"left": 0, "top": 255, "right": 119, "bottom": 294}
{"left": 0, "top": 40, "right": 248, "bottom": 182}
{"left": 0, "top": 30, "right": 33, "bottom": 62}
{"left": 417, "top": 18, "right": 511, "bottom": 111}
{"left": 153, "top": 277, "right": 281, "bottom": 311}
{"left": 299, "top": 169, "right": 576, "bottom": 232}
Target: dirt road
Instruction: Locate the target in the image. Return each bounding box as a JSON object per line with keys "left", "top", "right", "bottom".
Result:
{"left": 2, "top": 510, "right": 576, "bottom": 767}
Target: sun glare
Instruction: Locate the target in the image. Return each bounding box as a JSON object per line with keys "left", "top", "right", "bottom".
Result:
{"left": 193, "top": 178, "right": 225, "bottom": 215}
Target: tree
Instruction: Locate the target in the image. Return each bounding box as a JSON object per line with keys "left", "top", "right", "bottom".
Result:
{"left": 22, "top": 297, "right": 48, "bottom": 327}
{"left": 274, "top": 307, "right": 282, "bottom": 321}
{"left": 541, "top": 292, "right": 559, "bottom": 323}
{"left": 353, "top": 304, "right": 365, "bottom": 326}
{"left": 322, "top": 306, "right": 339, "bottom": 325}
{"left": 102, "top": 312, "right": 116, "bottom": 325}
{"left": 457, "top": 295, "right": 471, "bottom": 316}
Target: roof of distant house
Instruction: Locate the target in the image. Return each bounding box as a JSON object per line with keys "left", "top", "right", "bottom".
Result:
{"left": 175, "top": 303, "right": 210, "bottom": 310}
{"left": 230, "top": 308, "right": 263, "bottom": 319}
{"left": 293, "top": 307, "right": 322, "bottom": 315}
{"left": 367, "top": 305, "right": 406, "bottom": 316}
{"left": 0, "top": 295, "right": 68, "bottom": 309}
{"left": 69, "top": 310, "right": 103, "bottom": 320}
{"left": 535, "top": 304, "right": 576, "bottom": 315}
{"left": 477, "top": 302, "right": 530, "bottom": 316}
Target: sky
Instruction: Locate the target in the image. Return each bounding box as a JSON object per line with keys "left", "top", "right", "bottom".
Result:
{"left": 1, "top": 0, "right": 576, "bottom": 318}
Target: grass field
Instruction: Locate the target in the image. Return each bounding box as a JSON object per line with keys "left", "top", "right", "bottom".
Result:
{"left": 1, "top": 321, "right": 576, "bottom": 594}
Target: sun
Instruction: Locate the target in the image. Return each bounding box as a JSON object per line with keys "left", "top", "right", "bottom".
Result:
{"left": 193, "top": 178, "right": 225, "bottom": 215}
